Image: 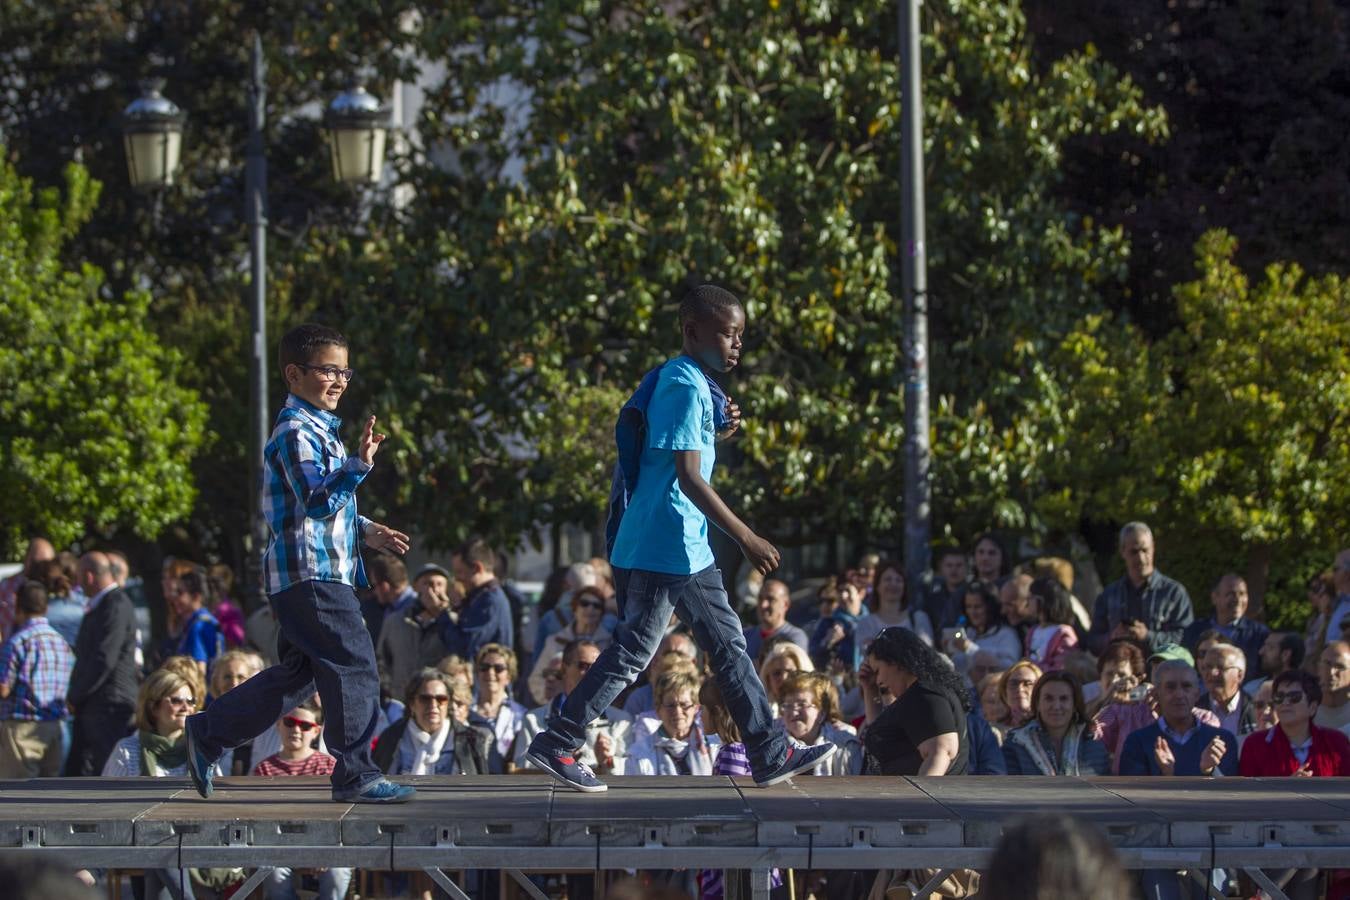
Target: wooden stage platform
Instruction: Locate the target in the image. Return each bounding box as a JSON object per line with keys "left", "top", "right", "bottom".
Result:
{"left": 2, "top": 775, "right": 1348, "bottom": 899}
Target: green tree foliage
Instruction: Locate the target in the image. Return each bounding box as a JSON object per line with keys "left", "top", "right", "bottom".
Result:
{"left": 369, "top": 0, "right": 1165, "bottom": 548}
{"left": 0, "top": 154, "right": 208, "bottom": 555}
{"left": 1049, "top": 230, "right": 1350, "bottom": 620}
{"left": 0, "top": 1, "right": 418, "bottom": 564}
{"left": 1024, "top": 1, "right": 1350, "bottom": 327}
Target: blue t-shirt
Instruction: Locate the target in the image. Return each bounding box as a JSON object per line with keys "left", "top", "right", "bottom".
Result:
{"left": 610, "top": 356, "right": 717, "bottom": 575}
{"left": 177, "top": 607, "right": 223, "bottom": 668}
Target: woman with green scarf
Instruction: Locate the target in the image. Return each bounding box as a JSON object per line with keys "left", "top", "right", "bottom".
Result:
{"left": 102, "top": 667, "right": 203, "bottom": 899}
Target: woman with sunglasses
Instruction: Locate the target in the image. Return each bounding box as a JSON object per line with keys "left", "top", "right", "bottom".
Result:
{"left": 527, "top": 586, "right": 614, "bottom": 705}
{"left": 102, "top": 667, "right": 215, "bottom": 899}
{"left": 1239, "top": 669, "right": 1350, "bottom": 777}
{"left": 470, "top": 643, "right": 527, "bottom": 773}
{"left": 251, "top": 701, "right": 352, "bottom": 900}
{"left": 1239, "top": 669, "right": 1350, "bottom": 900}
{"left": 373, "top": 669, "right": 491, "bottom": 776}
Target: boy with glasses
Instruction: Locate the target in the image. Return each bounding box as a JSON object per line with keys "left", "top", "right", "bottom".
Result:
{"left": 185, "top": 324, "right": 413, "bottom": 804}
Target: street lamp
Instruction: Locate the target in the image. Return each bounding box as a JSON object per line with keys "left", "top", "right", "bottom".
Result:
{"left": 121, "top": 79, "right": 185, "bottom": 190}
{"left": 123, "top": 37, "right": 392, "bottom": 608}
{"left": 325, "top": 80, "right": 390, "bottom": 184}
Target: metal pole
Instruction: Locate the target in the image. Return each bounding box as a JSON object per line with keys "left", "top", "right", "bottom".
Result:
{"left": 899, "top": 0, "right": 931, "bottom": 590}
{"left": 245, "top": 31, "right": 269, "bottom": 609}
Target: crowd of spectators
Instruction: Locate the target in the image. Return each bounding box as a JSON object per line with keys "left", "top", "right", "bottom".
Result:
{"left": 2, "top": 523, "right": 1349, "bottom": 899}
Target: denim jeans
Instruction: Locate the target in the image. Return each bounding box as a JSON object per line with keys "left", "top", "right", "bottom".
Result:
{"left": 187, "top": 579, "right": 381, "bottom": 793}
{"left": 266, "top": 866, "right": 353, "bottom": 900}
{"left": 534, "top": 565, "right": 787, "bottom": 776}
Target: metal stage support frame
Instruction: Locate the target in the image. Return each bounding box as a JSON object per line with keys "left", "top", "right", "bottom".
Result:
{"left": 3, "top": 775, "right": 1350, "bottom": 900}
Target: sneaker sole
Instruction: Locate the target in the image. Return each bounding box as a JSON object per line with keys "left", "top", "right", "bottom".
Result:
{"left": 185, "top": 723, "right": 213, "bottom": 799}
{"left": 754, "top": 744, "right": 838, "bottom": 787}
{"left": 339, "top": 791, "right": 416, "bottom": 804}
{"left": 526, "top": 750, "right": 608, "bottom": 793}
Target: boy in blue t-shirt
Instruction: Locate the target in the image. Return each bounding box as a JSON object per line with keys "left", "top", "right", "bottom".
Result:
{"left": 184, "top": 324, "right": 415, "bottom": 804}
{"left": 528, "top": 284, "right": 835, "bottom": 791}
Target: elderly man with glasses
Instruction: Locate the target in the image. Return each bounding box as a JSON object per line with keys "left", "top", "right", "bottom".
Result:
{"left": 1198, "top": 644, "right": 1258, "bottom": 738}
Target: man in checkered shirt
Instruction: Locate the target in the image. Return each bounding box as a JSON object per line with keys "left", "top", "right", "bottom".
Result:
{"left": 0, "top": 581, "right": 73, "bottom": 777}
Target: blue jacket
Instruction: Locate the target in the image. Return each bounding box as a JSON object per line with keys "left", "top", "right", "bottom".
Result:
{"left": 439, "top": 580, "right": 514, "bottom": 661}
{"left": 966, "top": 713, "right": 1007, "bottom": 775}
{"left": 604, "top": 360, "right": 729, "bottom": 559}
{"left": 1118, "top": 720, "right": 1239, "bottom": 776}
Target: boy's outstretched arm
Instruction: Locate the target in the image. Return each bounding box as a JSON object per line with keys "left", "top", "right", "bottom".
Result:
{"left": 674, "top": 450, "right": 780, "bottom": 575}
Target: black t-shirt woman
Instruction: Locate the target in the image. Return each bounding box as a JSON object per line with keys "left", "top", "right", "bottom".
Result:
{"left": 860, "top": 626, "right": 969, "bottom": 776}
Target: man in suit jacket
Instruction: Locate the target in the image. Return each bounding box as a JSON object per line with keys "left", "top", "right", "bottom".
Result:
{"left": 65, "top": 552, "right": 139, "bottom": 775}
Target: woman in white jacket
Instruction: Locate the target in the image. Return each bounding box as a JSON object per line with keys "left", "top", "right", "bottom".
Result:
{"left": 627, "top": 668, "right": 717, "bottom": 776}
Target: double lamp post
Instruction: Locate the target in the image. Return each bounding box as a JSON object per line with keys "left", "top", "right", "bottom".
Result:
{"left": 120, "top": 33, "right": 392, "bottom": 607}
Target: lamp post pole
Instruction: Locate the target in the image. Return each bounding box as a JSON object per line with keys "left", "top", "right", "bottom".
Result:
{"left": 244, "top": 31, "right": 269, "bottom": 609}
{"left": 900, "top": 0, "right": 931, "bottom": 591}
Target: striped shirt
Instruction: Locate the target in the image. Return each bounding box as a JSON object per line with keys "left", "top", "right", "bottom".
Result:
{"left": 251, "top": 751, "right": 337, "bottom": 777}
{"left": 0, "top": 617, "right": 73, "bottom": 721}
{"left": 262, "top": 395, "right": 372, "bottom": 596}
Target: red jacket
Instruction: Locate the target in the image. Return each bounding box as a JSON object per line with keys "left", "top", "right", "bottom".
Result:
{"left": 1238, "top": 724, "right": 1350, "bottom": 777}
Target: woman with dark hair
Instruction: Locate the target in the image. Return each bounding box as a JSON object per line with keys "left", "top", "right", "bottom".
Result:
{"left": 1003, "top": 672, "right": 1109, "bottom": 775}
{"left": 854, "top": 560, "right": 934, "bottom": 652}
{"left": 946, "top": 581, "right": 1021, "bottom": 677}
{"left": 1238, "top": 669, "right": 1350, "bottom": 900}
{"left": 859, "top": 626, "right": 968, "bottom": 776}
{"left": 971, "top": 533, "right": 1009, "bottom": 584}
{"left": 981, "top": 814, "right": 1132, "bottom": 900}
{"left": 1024, "top": 576, "right": 1078, "bottom": 672}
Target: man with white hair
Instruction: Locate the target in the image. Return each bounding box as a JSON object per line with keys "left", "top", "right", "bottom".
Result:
{"left": 1198, "top": 644, "right": 1258, "bottom": 738}
{"left": 1121, "top": 659, "right": 1237, "bottom": 900}
{"left": 1088, "top": 522, "right": 1194, "bottom": 655}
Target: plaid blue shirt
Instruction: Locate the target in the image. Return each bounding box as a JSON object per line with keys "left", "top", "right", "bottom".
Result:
{"left": 0, "top": 617, "right": 74, "bottom": 721}
{"left": 262, "top": 395, "right": 371, "bottom": 596}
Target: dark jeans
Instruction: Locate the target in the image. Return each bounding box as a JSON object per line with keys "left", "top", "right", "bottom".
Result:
{"left": 65, "top": 702, "right": 133, "bottom": 776}
{"left": 187, "top": 579, "right": 381, "bottom": 793}
{"left": 534, "top": 565, "right": 787, "bottom": 776}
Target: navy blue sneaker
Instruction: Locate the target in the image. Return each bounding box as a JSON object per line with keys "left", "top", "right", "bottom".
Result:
{"left": 333, "top": 777, "right": 416, "bottom": 804}
{"left": 184, "top": 719, "right": 214, "bottom": 799}
{"left": 753, "top": 742, "right": 837, "bottom": 787}
{"left": 526, "top": 745, "right": 608, "bottom": 793}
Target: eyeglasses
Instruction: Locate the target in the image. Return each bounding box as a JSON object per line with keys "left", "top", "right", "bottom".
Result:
{"left": 298, "top": 364, "right": 356, "bottom": 383}
{"left": 1273, "top": 691, "right": 1306, "bottom": 706}
{"left": 282, "top": 715, "right": 320, "bottom": 731}
{"left": 660, "top": 701, "right": 697, "bottom": 714}
{"left": 779, "top": 700, "right": 818, "bottom": 714}
{"left": 478, "top": 663, "right": 509, "bottom": 675}
{"left": 576, "top": 599, "right": 604, "bottom": 611}
{"left": 164, "top": 695, "right": 195, "bottom": 709}
{"left": 417, "top": 693, "right": 451, "bottom": 706}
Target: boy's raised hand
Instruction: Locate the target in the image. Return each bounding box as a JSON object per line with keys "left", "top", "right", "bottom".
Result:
{"left": 364, "top": 521, "right": 411, "bottom": 555}
{"left": 359, "top": 415, "right": 387, "bottom": 466}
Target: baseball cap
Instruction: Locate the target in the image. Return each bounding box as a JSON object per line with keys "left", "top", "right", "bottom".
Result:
{"left": 1148, "top": 643, "right": 1194, "bottom": 667}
